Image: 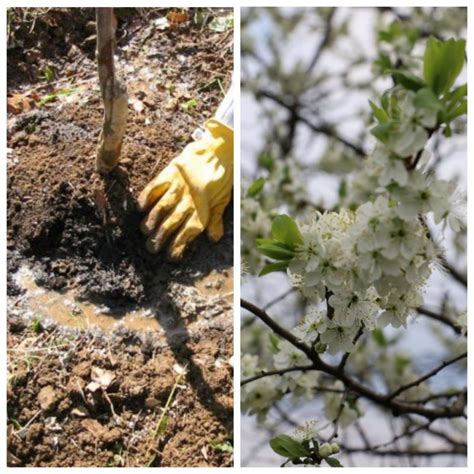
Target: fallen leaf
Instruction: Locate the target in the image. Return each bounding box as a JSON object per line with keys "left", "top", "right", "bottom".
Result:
{"left": 7, "top": 93, "right": 36, "bottom": 115}
{"left": 167, "top": 10, "right": 189, "bottom": 25}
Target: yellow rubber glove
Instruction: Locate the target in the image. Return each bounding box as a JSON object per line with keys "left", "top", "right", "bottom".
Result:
{"left": 137, "top": 118, "right": 233, "bottom": 259}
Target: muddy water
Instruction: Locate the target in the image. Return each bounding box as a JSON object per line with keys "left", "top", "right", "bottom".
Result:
{"left": 14, "top": 266, "right": 233, "bottom": 333}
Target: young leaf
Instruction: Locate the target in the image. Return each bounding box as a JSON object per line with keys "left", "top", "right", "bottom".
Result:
{"left": 325, "top": 457, "right": 343, "bottom": 467}
{"left": 444, "top": 99, "right": 467, "bottom": 122}
{"left": 271, "top": 215, "right": 303, "bottom": 247}
{"left": 258, "top": 151, "right": 275, "bottom": 171}
{"left": 370, "top": 122, "right": 395, "bottom": 144}
{"left": 423, "top": 37, "right": 466, "bottom": 96}
{"left": 269, "top": 435, "right": 310, "bottom": 459}
{"left": 256, "top": 243, "right": 295, "bottom": 260}
{"left": 269, "top": 333, "right": 280, "bottom": 352}
{"left": 447, "top": 83, "right": 467, "bottom": 103}
{"left": 246, "top": 177, "right": 265, "bottom": 197}
{"left": 413, "top": 87, "right": 443, "bottom": 111}
{"left": 259, "top": 261, "right": 291, "bottom": 277}
{"left": 371, "top": 328, "right": 388, "bottom": 347}
{"left": 369, "top": 100, "right": 389, "bottom": 123}
{"left": 390, "top": 70, "right": 425, "bottom": 92}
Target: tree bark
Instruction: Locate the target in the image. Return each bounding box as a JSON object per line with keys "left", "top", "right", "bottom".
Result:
{"left": 95, "top": 8, "right": 128, "bottom": 174}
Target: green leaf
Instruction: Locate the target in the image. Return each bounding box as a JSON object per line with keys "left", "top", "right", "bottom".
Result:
{"left": 210, "top": 441, "right": 233, "bottom": 453}
{"left": 395, "top": 355, "right": 411, "bottom": 374}
{"left": 271, "top": 215, "right": 303, "bottom": 247}
{"left": 156, "top": 415, "right": 168, "bottom": 436}
{"left": 370, "top": 122, "right": 396, "bottom": 144}
{"left": 371, "top": 328, "right": 388, "bottom": 347}
{"left": 246, "top": 177, "right": 265, "bottom": 198}
{"left": 423, "top": 37, "right": 466, "bottom": 96}
{"left": 182, "top": 98, "right": 198, "bottom": 111}
{"left": 269, "top": 333, "right": 280, "bottom": 352}
{"left": 444, "top": 99, "right": 467, "bottom": 122}
{"left": 208, "top": 14, "right": 233, "bottom": 32}
{"left": 338, "top": 180, "right": 347, "bottom": 200}
{"left": 269, "top": 435, "right": 310, "bottom": 459}
{"left": 325, "top": 457, "right": 343, "bottom": 467}
{"left": 258, "top": 151, "right": 275, "bottom": 171}
{"left": 42, "top": 65, "right": 54, "bottom": 82}
{"left": 446, "top": 83, "right": 467, "bottom": 103}
{"left": 369, "top": 100, "right": 389, "bottom": 123}
{"left": 39, "top": 88, "right": 80, "bottom": 106}
{"left": 257, "top": 242, "right": 295, "bottom": 261}
{"left": 390, "top": 70, "right": 425, "bottom": 92}
{"left": 374, "top": 53, "right": 391, "bottom": 73}
{"left": 414, "top": 87, "right": 443, "bottom": 111}
{"left": 259, "top": 261, "right": 291, "bottom": 276}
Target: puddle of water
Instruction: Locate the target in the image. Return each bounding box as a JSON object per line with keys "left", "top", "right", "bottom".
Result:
{"left": 194, "top": 269, "right": 233, "bottom": 303}
{"left": 13, "top": 266, "right": 233, "bottom": 333}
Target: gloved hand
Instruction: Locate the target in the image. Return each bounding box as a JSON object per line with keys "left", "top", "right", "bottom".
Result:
{"left": 137, "top": 118, "right": 233, "bottom": 259}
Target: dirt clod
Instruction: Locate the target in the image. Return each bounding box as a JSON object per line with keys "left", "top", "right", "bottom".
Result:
{"left": 38, "top": 386, "right": 61, "bottom": 412}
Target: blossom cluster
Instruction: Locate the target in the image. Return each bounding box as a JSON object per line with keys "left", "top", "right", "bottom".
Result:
{"left": 287, "top": 87, "right": 464, "bottom": 354}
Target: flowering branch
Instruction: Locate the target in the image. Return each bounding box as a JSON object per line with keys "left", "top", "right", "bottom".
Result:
{"left": 241, "top": 299, "right": 466, "bottom": 421}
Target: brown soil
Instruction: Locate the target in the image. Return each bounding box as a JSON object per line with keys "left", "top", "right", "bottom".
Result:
{"left": 7, "top": 7, "right": 234, "bottom": 304}
{"left": 7, "top": 314, "right": 233, "bottom": 467}
{"left": 7, "top": 7, "right": 233, "bottom": 467}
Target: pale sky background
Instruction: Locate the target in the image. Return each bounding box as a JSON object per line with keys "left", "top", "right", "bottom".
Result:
{"left": 241, "top": 7, "right": 467, "bottom": 467}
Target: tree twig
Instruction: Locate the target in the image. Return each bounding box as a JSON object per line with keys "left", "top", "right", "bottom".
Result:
{"left": 388, "top": 352, "right": 467, "bottom": 400}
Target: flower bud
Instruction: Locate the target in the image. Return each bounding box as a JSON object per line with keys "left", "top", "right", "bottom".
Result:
{"left": 330, "top": 443, "right": 340, "bottom": 454}
{"left": 319, "top": 443, "right": 332, "bottom": 458}
{"left": 314, "top": 342, "right": 327, "bottom": 353}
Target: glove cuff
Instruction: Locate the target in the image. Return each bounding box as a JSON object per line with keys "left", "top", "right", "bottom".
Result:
{"left": 204, "top": 118, "right": 233, "bottom": 144}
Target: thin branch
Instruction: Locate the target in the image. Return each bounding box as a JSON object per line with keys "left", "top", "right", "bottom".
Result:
{"left": 407, "top": 389, "right": 466, "bottom": 405}
{"left": 241, "top": 299, "right": 313, "bottom": 359}
{"left": 388, "top": 352, "right": 467, "bottom": 400}
{"left": 241, "top": 365, "right": 315, "bottom": 386}
{"left": 241, "top": 299, "right": 466, "bottom": 420}
{"left": 263, "top": 288, "right": 295, "bottom": 311}
{"left": 339, "top": 446, "right": 467, "bottom": 457}
{"left": 327, "top": 388, "right": 348, "bottom": 441}
{"left": 338, "top": 327, "right": 364, "bottom": 371}
{"left": 371, "top": 420, "right": 432, "bottom": 450}
{"left": 417, "top": 306, "right": 464, "bottom": 336}
{"left": 442, "top": 259, "right": 467, "bottom": 287}
{"left": 306, "top": 8, "right": 335, "bottom": 74}
{"left": 254, "top": 88, "right": 366, "bottom": 157}
{"left": 354, "top": 421, "right": 372, "bottom": 450}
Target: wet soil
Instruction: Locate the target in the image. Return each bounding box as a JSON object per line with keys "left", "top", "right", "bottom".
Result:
{"left": 7, "top": 7, "right": 233, "bottom": 467}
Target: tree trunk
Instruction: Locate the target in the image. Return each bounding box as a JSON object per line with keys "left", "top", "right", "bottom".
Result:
{"left": 95, "top": 8, "right": 128, "bottom": 174}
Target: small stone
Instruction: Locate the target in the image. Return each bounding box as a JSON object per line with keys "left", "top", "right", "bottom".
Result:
{"left": 144, "top": 397, "right": 160, "bottom": 409}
